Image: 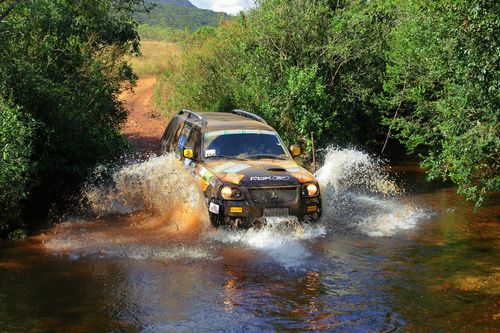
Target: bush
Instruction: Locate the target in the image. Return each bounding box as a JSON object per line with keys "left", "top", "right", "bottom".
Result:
{"left": 0, "top": 98, "right": 35, "bottom": 230}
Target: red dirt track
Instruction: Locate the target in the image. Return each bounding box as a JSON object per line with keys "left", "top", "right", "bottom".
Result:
{"left": 121, "top": 77, "right": 166, "bottom": 153}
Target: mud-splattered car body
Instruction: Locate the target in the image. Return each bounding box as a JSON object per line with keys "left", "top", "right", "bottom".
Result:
{"left": 160, "top": 110, "right": 321, "bottom": 228}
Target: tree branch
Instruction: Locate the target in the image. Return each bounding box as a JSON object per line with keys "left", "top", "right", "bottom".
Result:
{"left": 381, "top": 83, "right": 406, "bottom": 154}
{"left": 0, "top": 0, "right": 21, "bottom": 23}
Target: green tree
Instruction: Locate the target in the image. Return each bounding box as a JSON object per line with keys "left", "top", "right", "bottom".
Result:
{"left": 0, "top": 0, "right": 144, "bottom": 226}
{"left": 157, "top": 0, "right": 498, "bottom": 206}
{"left": 135, "top": 2, "right": 229, "bottom": 32}
{"left": 382, "top": 0, "right": 499, "bottom": 205}
{"left": 160, "top": 0, "right": 393, "bottom": 151}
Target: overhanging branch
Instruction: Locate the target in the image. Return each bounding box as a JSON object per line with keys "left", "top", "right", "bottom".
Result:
{"left": 0, "top": 0, "right": 21, "bottom": 23}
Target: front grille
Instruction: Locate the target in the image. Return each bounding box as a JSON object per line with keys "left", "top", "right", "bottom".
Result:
{"left": 248, "top": 187, "right": 298, "bottom": 206}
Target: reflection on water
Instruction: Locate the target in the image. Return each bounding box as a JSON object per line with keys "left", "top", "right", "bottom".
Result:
{"left": 0, "top": 151, "right": 499, "bottom": 332}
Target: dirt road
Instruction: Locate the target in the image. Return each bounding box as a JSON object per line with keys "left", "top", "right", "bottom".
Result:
{"left": 121, "top": 77, "right": 166, "bottom": 154}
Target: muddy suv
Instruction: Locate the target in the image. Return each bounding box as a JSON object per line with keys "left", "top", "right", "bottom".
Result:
{"left": 160, "top": 109, "right": 321, "bottom": 228}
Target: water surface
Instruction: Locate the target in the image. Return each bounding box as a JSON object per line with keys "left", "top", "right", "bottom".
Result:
{"left": 0, "top": 150, "right": 498, "bottom": 332}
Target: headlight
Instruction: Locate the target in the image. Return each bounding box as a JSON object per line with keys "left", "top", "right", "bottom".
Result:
{"left": 302, "top": 183, "right": 319, "bottom": 197}
{"left": 220, "top": 186, "right": 244, "bottom": 200}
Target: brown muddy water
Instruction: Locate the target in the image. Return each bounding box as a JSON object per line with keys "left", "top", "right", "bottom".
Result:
{"left": 0, "top": 148, "right": 498, "bottom": 332}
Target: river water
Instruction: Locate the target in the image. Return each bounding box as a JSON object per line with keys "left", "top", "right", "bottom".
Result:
{"left": 0, "top": 148, "right": 498, "bottom": 332}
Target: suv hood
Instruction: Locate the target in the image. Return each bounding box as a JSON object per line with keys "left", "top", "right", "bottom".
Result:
{"left": 202, "top": 159, "right": 316, "bottom": 187}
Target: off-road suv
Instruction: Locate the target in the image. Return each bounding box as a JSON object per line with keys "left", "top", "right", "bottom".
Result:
{"left": 160, "top": 109, "right": 322, "bottom": 228}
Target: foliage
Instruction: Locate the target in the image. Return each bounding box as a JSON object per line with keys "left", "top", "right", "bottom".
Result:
{"left": 135, "top": 3, "right": 229, "bottom": 32}
{"left": 138, "top": 24, "right": 189, "bottom": 42}
{"left": 0, "top": 98, "right": 35, "bottom": 230}
{"left": 382, "top": 0, "right": 499, "bottom": 205}
{"left": 159, "top": 0, "right": 392, "bottom": 154}
{"left": 157, "top": 0, "right": 499, "bottom": 206}
{"left": 0, "top": 0, "right": 142, "bottom": 227}
{"left": 148, "top": 0, "right": 195, "bottom": 7}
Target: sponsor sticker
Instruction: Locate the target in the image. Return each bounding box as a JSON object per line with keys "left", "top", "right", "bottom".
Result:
{"left": 307, "top": 205, "right": 317, "bottom": 212}
{"left": 291, "top": 172, "right": 314, "bottom": 183}
{"left": 224, "top": 163, "right": 250, "bottom": 174}
{"left": 205, "top": 149, "right": 217, "bottom": 157}
{"left": 249, "top": 176, "right": 290, "bottom": 181}
{"left": 223, "top": 173, "right": 245, "bottom": 185}
{"left": 204, "top": 130, "right": 276, "bottom": 138}
{"left": 229, "top": 206, "right": 243, "bottom": 213}
{"left": 198, "top": 178, "right": 209, "bottom": 191}
{"left": 213, "top": 161, "right": 235, "bottom": 172}
{"left": 199, "top": 166, "right": 208, "bottom": 177}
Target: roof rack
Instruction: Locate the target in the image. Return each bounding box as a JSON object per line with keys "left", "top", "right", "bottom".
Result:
{"left": 231, "top": 109, "right": 268, "bottom": 125}
{"left": 179, "top": 109, "right": 207, "bottom": 126}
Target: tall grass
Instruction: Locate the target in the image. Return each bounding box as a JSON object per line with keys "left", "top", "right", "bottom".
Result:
{"left": 128, "top": 40, "right": 181, "bottom": 78}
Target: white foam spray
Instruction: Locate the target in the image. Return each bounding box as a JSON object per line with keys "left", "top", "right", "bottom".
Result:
{"left": 208, "top": 220, "right": 326, "bottom": 270}
{"left": 316, "top": 147, "right": 428, "bottom": 236}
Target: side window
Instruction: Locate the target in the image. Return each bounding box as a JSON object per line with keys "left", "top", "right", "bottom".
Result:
{"left": 175, "top": 123, "right": 192, "bottom": 158}
{"left": 161, "top": 117, "right": 182, "bottom": 153}
{"left": 186, "top": 127, "right": 201, "bottom": 160}
{"left": 171, "top": 121, "right": 185, "bottom": 151}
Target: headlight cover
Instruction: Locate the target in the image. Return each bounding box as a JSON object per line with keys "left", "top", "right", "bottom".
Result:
{"left": 302, "top": 183, "right": 319, "bottom": 197}
{"left": 220, "top": 186, "right": 244, "bottom": 200}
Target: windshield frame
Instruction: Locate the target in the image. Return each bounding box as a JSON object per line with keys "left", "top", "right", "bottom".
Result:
{"left": 201, "top": 129, "right": 292, "bottom": 161}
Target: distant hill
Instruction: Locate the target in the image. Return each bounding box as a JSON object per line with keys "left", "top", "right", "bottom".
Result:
{"left": 147, "top": 0, "right": 195, "bottom": 7}
{"left": 137, "top": 2, "right": 229, "bottom": 32}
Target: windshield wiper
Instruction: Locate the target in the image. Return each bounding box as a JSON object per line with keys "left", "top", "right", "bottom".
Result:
{"left": 247, "top": 154, "right": 287, "bottom": 160}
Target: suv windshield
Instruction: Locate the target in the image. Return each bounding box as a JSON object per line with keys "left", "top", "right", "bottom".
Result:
{"left": 203, "top": 130, "right": 289, "bottom": 160}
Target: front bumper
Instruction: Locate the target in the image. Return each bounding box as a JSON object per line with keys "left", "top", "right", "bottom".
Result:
{"left": 208, "top": 185, "right": 322, "bottom": 227}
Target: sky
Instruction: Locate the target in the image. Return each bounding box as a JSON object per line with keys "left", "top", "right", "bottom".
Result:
{"left": 189, "top": 0, "right": 255, "bottom": 15}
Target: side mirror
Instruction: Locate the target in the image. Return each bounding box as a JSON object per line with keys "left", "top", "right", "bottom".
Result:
{"left": 183, "top": 147, "right": 194, "bottom": 159}
{"left": 290, "top": 144, "right": 301, "bottom": 157}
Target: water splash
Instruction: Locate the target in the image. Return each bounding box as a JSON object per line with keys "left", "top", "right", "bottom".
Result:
{"left": 44, "top": 154, "right": 211, "bottom": 259}
{"left": 83, "top": 154, "right": 207, "bottom": 220}
{"left": 316, "top": 147, "right": 428, "bottom": 236}
{"left": 208, "top": 220, "right": 326, "bottom": 270}
{"left": 43, "top": 147, "right": 428, "bottom": 264}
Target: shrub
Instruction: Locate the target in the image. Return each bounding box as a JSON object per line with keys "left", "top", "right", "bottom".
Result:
{"left": 0, "top": 98, "right": 35, "bottom": 230}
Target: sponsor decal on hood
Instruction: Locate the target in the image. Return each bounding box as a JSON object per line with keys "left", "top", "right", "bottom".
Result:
{"left": 249, "top": 176, "right": 290, "bottom": 181}
{"left": 223, "top": 173, "right": 245, "bottom": 185}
